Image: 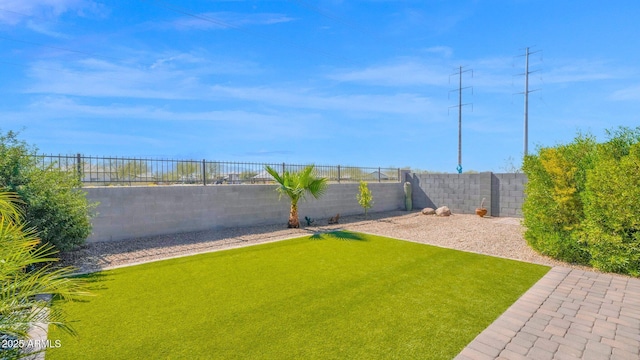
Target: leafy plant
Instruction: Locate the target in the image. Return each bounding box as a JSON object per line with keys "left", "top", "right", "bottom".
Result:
{"left": 264, "top": 165, "right": 328, "bottom": 228}
{"left": 580, "top": 128, "right": 640, "bottom": 275}
{"left": 0, "top": 192, "right": 91, "bottom": 360}
{"left": 356, "top": 180, "right": 373, "bottom": 217}
{"left": 523, "top": 126, "right": 640, "bottom": 276}
{"left": 522, "top": 133, "right": 596, "bottom": 264}
{"left": 0, "top": 130, "right": 95, "bottom": 252}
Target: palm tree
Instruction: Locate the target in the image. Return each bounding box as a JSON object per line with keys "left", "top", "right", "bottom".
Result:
{"left": 265, "top": 165, "right": 328, "bottom": 228}
{"left": 0, "top": 192, "right": 90, "bottom": 359}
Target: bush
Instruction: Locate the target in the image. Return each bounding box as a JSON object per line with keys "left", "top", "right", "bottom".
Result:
{"left": 580, "top": 128, "right": 640, "bottom": 276}
{"left": 522, "top": 133, "right": 596, "bottom": 264}
{"left": 356, "top": 180, "right": 374, "bottom": 217}
{"left": 523, "top": 126, "right": 640, "bottom": 276}
{"left": 0, "top": 130, "right": 95, "bottom": 252}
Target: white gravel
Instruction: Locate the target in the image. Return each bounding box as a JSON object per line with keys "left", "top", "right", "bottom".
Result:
{"left": 60, "top": 210, "right": 592, "bottom": 273}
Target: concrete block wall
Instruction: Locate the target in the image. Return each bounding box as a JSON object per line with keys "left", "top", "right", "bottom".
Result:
{"left": 406, "top": 172, "right": 526, "bottom": 217}
{"left": 406, "top": 173, "right": 491, "bottom": 214}
{"left": 85, "top": 182, "right": 404, "bottom": 242}
{"left": 490, "top": 173, "right": 527, "bottom": 217}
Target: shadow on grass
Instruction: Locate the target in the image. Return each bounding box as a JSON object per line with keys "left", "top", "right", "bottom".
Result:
{"left": 309, "top": 230, "right": 367, "bottom": 241}
{"left": 53, "top": 272, "right": 111, "bottom": 305}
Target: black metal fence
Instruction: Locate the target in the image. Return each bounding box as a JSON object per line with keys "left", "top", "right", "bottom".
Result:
{"left": 35, "top": 154, "right": 401, "bottom": 186}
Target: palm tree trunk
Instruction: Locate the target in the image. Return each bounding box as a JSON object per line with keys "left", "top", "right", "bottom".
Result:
{"left": 288, "top": 202, "right": 300, "bottom": 228}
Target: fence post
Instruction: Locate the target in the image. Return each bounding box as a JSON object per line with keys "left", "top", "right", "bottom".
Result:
{"left": 338, "top": 165, "right": 341, "bottom": 184}
{"left": 378, "top": 167, "right": 381, "bottom": 182}
{"left": 76, "top": 153, "right": 82, "bottom": 182}
{"left": 282, "top": 162, "right": 285, "bottom": 175}
{"left": 202, "top": 159, "right": 206, "bottom": 186}
{"left": 398, "top": 168, "right": 401, "bottom": 182}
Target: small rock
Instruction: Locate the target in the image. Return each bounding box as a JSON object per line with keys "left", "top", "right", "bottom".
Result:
{"left": 421, "top": 207, "right": 436, "bottom": 215}
{"left": 435, "top": 206, "right": 451, "bottom": 217}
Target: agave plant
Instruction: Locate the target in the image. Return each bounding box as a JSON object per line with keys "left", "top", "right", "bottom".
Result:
{"left": 265, "top": 165, "right": 328, "bottom": 228}
{"left": 0, "top": 192, "right": 90, "bottom": 359}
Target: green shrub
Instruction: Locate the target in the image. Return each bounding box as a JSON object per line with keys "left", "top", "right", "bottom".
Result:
{"left": 522, "top": 133, "right": 596, "bottom": 264}
{"left": 523, "top": 126, "right": 640, "bottom": 276}
{"left": 581, "top": 128, "right": 640, "bottom": 275}
{"left": 356, "top": 180, "right": 374, "bottom": 216}
{"left": 0, "top": 130, "right": 95, "bottom": 252}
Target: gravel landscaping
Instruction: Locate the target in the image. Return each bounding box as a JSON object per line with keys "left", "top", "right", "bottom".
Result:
{"left": 60, "top": 210, "right": 592, "bottom": 274}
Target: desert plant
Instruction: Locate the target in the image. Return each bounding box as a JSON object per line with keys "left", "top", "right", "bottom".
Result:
{"left": 356, "top": 181, "right": 374, "bottom": 217}
{"left": 0, "top": 130, "right": 95, "bottom": 252}
{"left": 0, "top": 192, "right": 91, "bottom": 359}
{"left": 265, "top": 165, "right": 328, "bottom": 228}
{"left": 404, "top": 182, "right": 412, "bottom": 211}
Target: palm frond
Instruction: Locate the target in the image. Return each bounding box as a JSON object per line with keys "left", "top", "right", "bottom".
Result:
{"left": 306, "top": 177, "right": 329, "bottom": 199}
{"left": 0, "top": 192, "right": 24, "bottom": 224}
{"left": 0, "top": 191, "right": 93, "bottom": 344}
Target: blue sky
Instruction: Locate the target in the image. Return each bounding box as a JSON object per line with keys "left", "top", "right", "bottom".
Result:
{"left": 1, "top": 0, "right": 639, "bottom": 172}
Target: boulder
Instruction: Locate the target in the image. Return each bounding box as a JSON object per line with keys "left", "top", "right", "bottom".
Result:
{"left": 421, "top": 207, "right": 436, "bottom": 215}
{"left": 435, "top": 206, "right": 451, "bottom": 217}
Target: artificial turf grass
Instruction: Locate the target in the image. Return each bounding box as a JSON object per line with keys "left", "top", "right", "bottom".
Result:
{"left": 47, "top": 232, "right": 550, "bottom": 359}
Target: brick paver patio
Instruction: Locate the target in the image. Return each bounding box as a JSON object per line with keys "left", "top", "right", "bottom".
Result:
{"left": 455, "top": 267, "right": 640, "bottom": 360}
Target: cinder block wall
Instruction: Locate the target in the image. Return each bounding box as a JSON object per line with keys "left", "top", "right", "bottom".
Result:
{"left": 85, "top": 183, "right": 404, "bottom": 242}
{"left": 406, "top": 172, "right": 525, "bottom": 217}
{"left": 490, "top": 173, "right": 527, "bottom": 217}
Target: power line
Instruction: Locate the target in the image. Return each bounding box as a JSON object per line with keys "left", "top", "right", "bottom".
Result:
{"left": 0, "top": 35, "right": 123, "bottom": 62}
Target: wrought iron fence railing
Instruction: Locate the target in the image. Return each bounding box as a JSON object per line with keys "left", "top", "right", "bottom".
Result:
{"left": 34, "top": 154, "right": 401, "bottom": 186}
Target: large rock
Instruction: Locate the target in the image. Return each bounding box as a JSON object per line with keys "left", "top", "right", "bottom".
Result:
{"left": 421, "top": 207, "right": 436, "bottom": 215}
{"left": 435, "top": 206, "right": 451, "bottom": 217}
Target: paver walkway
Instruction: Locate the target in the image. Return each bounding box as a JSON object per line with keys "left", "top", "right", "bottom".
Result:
{"left": 455, "top": 267, "right": 640, "bottom": 360}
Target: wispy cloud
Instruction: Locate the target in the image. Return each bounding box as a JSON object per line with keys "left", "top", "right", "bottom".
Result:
{"left": 422, "top": 46, "right": 453, "bottom": 58}
{"left": 25, "top": 60, "right": 197, "bottom": 99}
{"left": 610, "top": 85, "right": 640, "bottom": 101}
{"left": 169, "top": 11, "right": 294, "bottom": 30}
{"left": 328, "top": 59, "right": 450, "bottom": 86}
{"left": 27, "top": 96, "right": 288, "bottom": 123}
{"left": 48, "top": 129, "right": 166, "bottom": 147}
{"left": 14, "top": 95, "right": 334, "bottom": 144}
{"left": 23, "top": 54, "right": 261, "bottom": 99}
{"left": 326, "top": 56, "right": 517, "bottom": 92}
{"left": 22, "top": 54, "right": 445, "bottom": 118}
{"left": 0, "top": 0, "right": 106, "bottom": 26}
{"left": 208, "top": 84, "right": 443, "bottom": 116}
{"left": 332, "top": 56, "right": 629, "bottom": 93}
{"left": 542, "top": 59, "right": 622, "bottom": 84}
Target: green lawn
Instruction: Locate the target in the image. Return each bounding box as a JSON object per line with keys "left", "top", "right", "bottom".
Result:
{"left": 48, "top": 231, "right": 549, "bottom": 359}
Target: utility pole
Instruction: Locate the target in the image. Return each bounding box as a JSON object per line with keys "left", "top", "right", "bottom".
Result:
{"left": 518, "top": 47, "right": 541, "bottom": 157}
{"left": 449, "top": 66, "right": 473, "bottom": 174}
